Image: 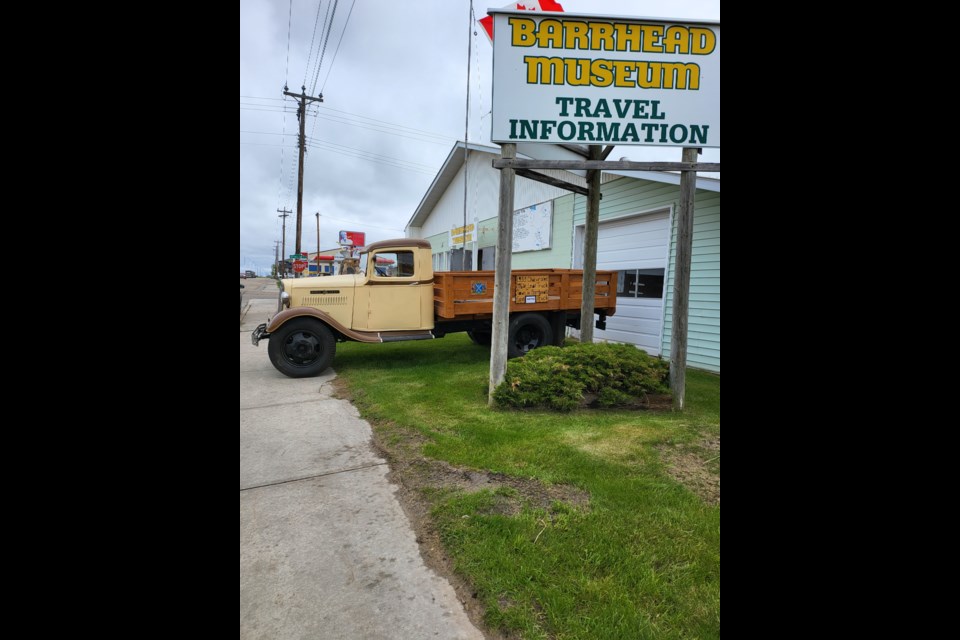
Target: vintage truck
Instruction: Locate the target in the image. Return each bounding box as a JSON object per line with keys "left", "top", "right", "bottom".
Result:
{"left": 252, "top": 238, "right": 616, "bottom": 378}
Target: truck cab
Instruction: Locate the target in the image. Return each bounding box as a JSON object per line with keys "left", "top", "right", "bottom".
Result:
{"left": 349, "top": 240, "right": 434, "bottom": 332}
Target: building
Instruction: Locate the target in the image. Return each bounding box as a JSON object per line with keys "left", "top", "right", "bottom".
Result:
{"left": 405, "top": 142, "right": 720, "bottom": 372}
{"left": 305, "top": 248, "right": 342, "bottom": 276}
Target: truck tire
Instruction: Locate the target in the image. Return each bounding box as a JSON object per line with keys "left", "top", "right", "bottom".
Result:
{"left": 508, "top": 313, "right": 553, "bottom": 358}
{"left": 267, "top": 318, "right": 336, "bottom": 378}
{"left": 467, "top": 330, "right": 492, "bottom": 346}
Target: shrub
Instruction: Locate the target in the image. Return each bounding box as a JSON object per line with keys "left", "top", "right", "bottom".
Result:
{"left": 494, "top": 342, "right": 669, "bottom": 411}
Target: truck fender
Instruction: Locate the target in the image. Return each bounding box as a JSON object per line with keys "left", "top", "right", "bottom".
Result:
{"left": 266, "top": 307, "right": 385, "bottom": 344}
{"left": 267, "top": 307, "right": 341, "bottom": 335}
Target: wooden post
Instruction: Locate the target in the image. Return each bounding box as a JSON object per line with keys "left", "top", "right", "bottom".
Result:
{"left": 579, "top": 145, "right": 602, "bottom": 343}
{"left": 488, "top": 143, "right": 517, "bottom": 405}
{"left": 671, "top": 147, "right": 699, "bottom": 410}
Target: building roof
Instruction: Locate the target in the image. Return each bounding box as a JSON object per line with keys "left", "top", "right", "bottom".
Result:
{"left": 406, "top": 141, "right": 721, "bottom": 230}
{"left": 406, "top": 142, "right": 501, "bottom": 231}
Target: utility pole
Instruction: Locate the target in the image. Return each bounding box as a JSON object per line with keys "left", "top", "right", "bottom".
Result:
{"left": 670, "top": 147, "right": 700, "bottom": 410}
{"left": 315, "top": 212, "right": 321, "bottom": 277}
{"left": 277, "top": 208, "right": 291, "bottom": 277}
{"left": 579, "top": 145, "right": 603, "bottom": 344}
{"left": 273, "top": 240, "right": 280, "bottom": 278}
{"left": 282, "top": 84, "right": 324, "bottom": 257}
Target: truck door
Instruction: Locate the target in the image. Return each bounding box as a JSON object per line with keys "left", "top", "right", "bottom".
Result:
{"left": 355, "top": 249, "right": 425, "bottom": 331}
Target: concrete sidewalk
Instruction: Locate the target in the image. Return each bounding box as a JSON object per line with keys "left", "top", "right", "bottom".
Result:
{"left": 240, "top": 299, "right": 483, "bottom": 639}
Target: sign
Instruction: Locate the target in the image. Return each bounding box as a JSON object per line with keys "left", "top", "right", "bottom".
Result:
{"left": 289, "top": 254, "right": 305, "bottom": 260}
{"left": 293, "top": 260, "right": 308, "bottom": 273}
{"left": 339, "top": 230, "right": 366, "bottom": 246}
{"left": 513, "top": 201, "right": 552, "bottom": 253}
{"left": 450, "top": 223, "right": 475, "bottom": 247}
{"left": 515, "top": 274, "right": 549, "bottom": 304}
{"left": 490, "top": 11, "right": 720, "bottom": 147}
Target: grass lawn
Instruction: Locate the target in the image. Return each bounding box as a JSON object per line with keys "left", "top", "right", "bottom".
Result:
{"left": 334, "top": 334, "right": 720, "bottom": 639}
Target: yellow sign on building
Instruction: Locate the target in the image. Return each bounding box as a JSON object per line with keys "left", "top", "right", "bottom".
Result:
{"left": 515, "top": 274, "right": 549, "bottom": 303}
{"left": 450, "top": 224, "right": 475, "bottom": 247}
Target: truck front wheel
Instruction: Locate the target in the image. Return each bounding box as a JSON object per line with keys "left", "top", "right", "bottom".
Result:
{"left": 267, "top": 318, "right": 336, "bottom": 378}
{"left": 508, "top": 313, "right": 553, "bottom": 358}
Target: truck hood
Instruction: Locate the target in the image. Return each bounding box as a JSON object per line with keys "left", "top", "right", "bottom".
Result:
{"left": 281, "top": 274, "right": 361, "bottom": 290}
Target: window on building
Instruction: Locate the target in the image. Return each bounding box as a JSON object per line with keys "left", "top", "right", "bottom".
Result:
{"left": 616, "top": 268, "right": 665, "bottom": 299}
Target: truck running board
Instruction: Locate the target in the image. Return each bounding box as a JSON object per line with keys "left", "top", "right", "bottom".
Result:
{"left": 379, "top": 330, "right": 436, "bottom": 343}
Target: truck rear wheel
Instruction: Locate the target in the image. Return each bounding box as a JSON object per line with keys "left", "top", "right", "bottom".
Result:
{"left": 267, "top": 318, "right": 336, "bottom": 378}
{"left": 508, "top": 313, "right": 553, "bottom": 358}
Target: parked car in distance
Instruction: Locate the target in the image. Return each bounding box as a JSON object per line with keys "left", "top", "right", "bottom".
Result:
{"left": 240, "top": 273, "right": 247, "bottom": 279}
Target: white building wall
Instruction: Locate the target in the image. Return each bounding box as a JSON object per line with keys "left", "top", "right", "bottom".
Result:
{"left": 419, "top": 152, "right": 586, "bottom": 241}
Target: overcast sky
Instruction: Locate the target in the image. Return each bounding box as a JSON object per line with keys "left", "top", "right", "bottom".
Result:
{"left": 240, "top": 0, "right": 720, "bottom": 274}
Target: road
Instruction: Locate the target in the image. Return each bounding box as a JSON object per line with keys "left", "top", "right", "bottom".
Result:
{"left": 240, "top": 295, "right": 483, "bottom": 640}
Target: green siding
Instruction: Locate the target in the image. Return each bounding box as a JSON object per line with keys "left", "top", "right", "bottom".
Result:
{"left": 569, "top": 177, "right": 720, "bottom": 373}
{"left": 476, "top": 218, "right": 498, "bottom": 249}
{"left": 572, "top": 179, "right": 681, "bottom": 226}
{"left": 424, "top": 231, "right": 449, "bottom": 254}
{"left": 662, "top": 190, "right": 720, "bottom": 373}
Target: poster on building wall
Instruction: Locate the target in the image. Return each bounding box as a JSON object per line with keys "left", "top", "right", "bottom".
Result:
{"left": 513, "top": 201, "right": 552, "bottom": 252}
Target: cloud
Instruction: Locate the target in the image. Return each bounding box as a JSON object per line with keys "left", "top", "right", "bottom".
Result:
{"left": 240, "top": 0, "right": 720, "bottom": 273}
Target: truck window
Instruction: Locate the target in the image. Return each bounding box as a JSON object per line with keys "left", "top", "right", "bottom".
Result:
{"left": 372, "top": 250, "right": 416, "bottom": 277}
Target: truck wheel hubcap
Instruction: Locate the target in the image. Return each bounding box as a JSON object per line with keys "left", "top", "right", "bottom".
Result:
{"left": 283, "top": 331, "right": 321, "bottom": 365}
{"left": 515, "top": 328, "right": 542, "bottom": 353}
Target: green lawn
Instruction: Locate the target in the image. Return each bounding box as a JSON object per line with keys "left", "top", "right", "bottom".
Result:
{"left": 334, "top": 334, "right": 720, "bottom": 639}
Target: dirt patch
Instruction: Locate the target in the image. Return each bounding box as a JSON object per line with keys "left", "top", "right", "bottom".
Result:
{"left": 331, "top": 377, "right": 589, "bottom": 640}
{"left": 656, "top": 436, "right": 720, "bottom": 505}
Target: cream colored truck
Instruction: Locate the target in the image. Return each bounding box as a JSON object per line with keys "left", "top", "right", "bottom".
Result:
{"left": 252, "top": 238, "right": 617, "bottom": 378}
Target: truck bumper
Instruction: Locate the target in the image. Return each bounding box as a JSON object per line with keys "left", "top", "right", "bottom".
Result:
{"left": 251, "top": 323, "right": 270, "bottom": 346}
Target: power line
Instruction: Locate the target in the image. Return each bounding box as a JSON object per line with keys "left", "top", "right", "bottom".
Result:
{"left": 241, "top": 130, "right": 300, "bottom": 137}
{"left": 320, "top": 0, "right": 357, "bottom": 93}
{"left": 239, "top": 106, "right": 302, "bottom": 114}
{"left": 242, "top": 137, "right": 437, "bottom": 175}
{"left": 303, "top": 0, "right": 325, "bottom": 89}
{"left": 310, "top": 113, "right": 453, "bottom": 145}
{"left": 319, "top": 214, "right": 405, "bottom": 233}
{"left": 242, "top": 98, "right": 454, "bottom": 141}
{"left": 315, "top": 105, "right": 451, "bottom": 140}
{"left": 310, "top": 0, "right": 339, "bottom": 95}
{"left": 242, "top": 138, "right": 435, "bottom": 175}
{"left": 307, "top": 0, "right": 340, "bottom": 143}
{"left": 303, "top": 136, "right": 436, "bottom": 169}
{"left": 284, "top": 0, "right": 293, "bottom": 85}
{"left": 304, "top": 140, "right": 435, "bottom": 175}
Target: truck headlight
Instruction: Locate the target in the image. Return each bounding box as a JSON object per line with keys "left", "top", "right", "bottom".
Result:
{"left": 280, "top": 291, "right": 290, "bottom": 308}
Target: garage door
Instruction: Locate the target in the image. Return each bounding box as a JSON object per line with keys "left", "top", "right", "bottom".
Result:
{"left": 576, "top": 211, "right": 671, "bottom": 355}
